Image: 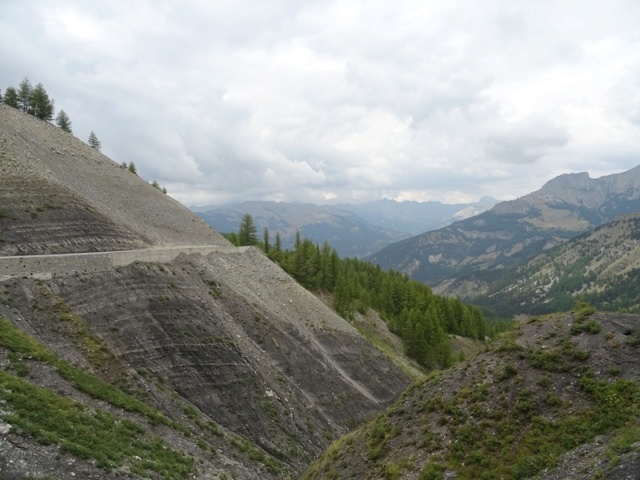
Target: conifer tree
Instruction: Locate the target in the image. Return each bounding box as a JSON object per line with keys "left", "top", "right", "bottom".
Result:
{"left": 55, "top": 109, "right": 72, "bottom": 133}
{"left": 3, "top": 86, "right": 18, "bottom": 108}
{"left": 263, "top": 227, "right": 270, "bottom": 254}
{"left": 29, "top": 83, "right": 55, "bottom": 121}
{"left": 88, "top": 131, "right": 101, "bottom": 151}
{"left": 17, "top": 78, "right": 32, "bottom": 112}
{"left": 238, "top": 214, "right": 258, "bottom": 246}
{"left": 274, "top": 232, "right": 282, "bottom": 253}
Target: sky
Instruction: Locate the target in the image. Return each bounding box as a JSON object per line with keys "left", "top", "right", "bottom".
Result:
{"left": 1, "top": 1, "right": 639, "bottom": 207}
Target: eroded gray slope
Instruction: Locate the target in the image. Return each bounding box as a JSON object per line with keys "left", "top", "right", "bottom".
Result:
{"left": 0, "top": 103, "right": 226, "bottom": 253}
{"left": 0, "top": 104, "right": 411, "bottom": 479}
{"left": 0, "top": 248, "right": 410, "bottom": 478}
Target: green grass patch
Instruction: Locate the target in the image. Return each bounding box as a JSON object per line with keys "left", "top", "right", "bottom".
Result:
{"left": 571, "top": 319, "right": 601, "bottom": 335}
{"left": 0, "top": 371, "right": 194, "bottom": 478}
{"left": 367, "top": 415, "right": 400, "bottom": 460}
{"left": 0, "top": 317, "right": 178, "bottom": 429}
{"left": 53, "top": 298, "right": 118, "bottom": 371}
{"left": 440, "top": 377, "right": 639, "bottom": 479}
{"left": 231, "top": 436, "right": 284, "bottom": 475}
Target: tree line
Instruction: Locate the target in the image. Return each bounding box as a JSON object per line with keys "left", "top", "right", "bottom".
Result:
{"left": 2, "top": 77, "right": 101, "bottom": 151}
{"left": 2, "top": 77, "right": 166, "bottom": 193}
{"left": 226, "top": 214, "right": 506, "bottom": 369}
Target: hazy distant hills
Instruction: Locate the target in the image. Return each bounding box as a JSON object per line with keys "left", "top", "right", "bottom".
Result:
{"left": 336, "top": 197, "right": 497, "bottom": 235}
{"left": 369, "top": 166, "right": 640, "bottom": 293}
{"left": 470, "top": 212, "right": 640, "bottom": 316}
{"left": 192, "top": 197, "right": 496, "bottom": 258}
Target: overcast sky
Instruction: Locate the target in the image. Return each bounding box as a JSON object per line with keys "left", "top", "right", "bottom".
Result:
{"left": 1, "top": 1, "right": 639, "bottom": 206}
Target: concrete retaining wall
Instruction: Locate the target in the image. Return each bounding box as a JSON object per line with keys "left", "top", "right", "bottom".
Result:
{"left": 0, "top": 246, "right": 247, "bottom": 281}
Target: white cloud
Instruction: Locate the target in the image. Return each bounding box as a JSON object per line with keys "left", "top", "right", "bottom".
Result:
{"left": 1, "top": 0, "right": 639, "bottom": 206}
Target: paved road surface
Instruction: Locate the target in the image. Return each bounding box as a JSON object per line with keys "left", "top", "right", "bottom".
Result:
{"left": 0, "top": 245, "right": 250, "bottom": 281}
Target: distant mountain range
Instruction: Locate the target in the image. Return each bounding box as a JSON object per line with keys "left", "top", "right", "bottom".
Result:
{"left": 336, "top": 197, "right": 497, "bottom": 235}
{"left": 471, "top": 212, "right": 640, "bottom": 316}
{"left": 192, "top": 197, "right": 496, "bottom": 258}
{"left": 369, "top": 165, "right": 640, "bottom": 295}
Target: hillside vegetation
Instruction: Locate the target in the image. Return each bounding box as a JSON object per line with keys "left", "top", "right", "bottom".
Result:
{"left": 472, "top": 213, "right": 640, "bottom": 317}
{"left": 225, "top": 225, "right": 506, "bottom": 370}
{"left": 303, "top": 309, "right": 640, "bottom": 480}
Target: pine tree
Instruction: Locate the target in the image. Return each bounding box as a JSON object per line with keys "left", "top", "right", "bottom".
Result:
{"left": 55, "top": 110, "right": 72, "bottom": 133}
{"left": 274, "top": 232, "right": 282, "bottom": 253}
{"left": 17, "top": 78, "right": 32, "bottom": 113}
{"left": 3, "top": 86, "right": 18, "bottom": 108}
{"left": 270, "top": 232, "right": 282, "bottom": 262}
{"left": 263, "top": 227, "right": 270, "bottom": 254}
{"left": 88, "top": 131, "right": 101, "bottom": 151}
{"left": 29, "top": 83, "right": 55, "bottom": 120}
{"left": 128, "top": 162, "right": 137, "bottom": 175}
{"left": 238, "top": 214, "right": 258, "bottom": 246}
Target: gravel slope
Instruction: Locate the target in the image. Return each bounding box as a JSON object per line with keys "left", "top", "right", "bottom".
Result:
{"left": 0, "top": 103, "right": 227, "bottom": 249}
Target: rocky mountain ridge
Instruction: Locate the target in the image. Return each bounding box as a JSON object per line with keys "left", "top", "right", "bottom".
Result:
{"left": 369, "top": 166, "right": 640, "bottom": 294}
{"left": 469, "top": 212, "right": 640, "bottom": 316}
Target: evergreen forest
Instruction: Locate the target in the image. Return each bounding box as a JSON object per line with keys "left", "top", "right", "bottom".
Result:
{"left": 226, "top": 215, "right": 508, "bottom": 369}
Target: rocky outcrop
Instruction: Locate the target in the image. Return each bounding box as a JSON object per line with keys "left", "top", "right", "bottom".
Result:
{"left": 0, "top": 248, "right": 410, "bottom": 478}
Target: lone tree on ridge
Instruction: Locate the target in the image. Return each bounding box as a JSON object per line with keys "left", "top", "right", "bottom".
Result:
{"left": 55, "top": 110, "right": 72, "bottom": 133}
{"left": 88, "top": 131, "right": 101, "bottom": 151}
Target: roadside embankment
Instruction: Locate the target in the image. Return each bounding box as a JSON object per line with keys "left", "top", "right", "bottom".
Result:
{"left": 0, "top": 246, "right": 248, "bottom": 281}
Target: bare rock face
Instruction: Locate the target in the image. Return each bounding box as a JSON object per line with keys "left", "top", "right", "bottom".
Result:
{"left": 0, "top": 174, "right": 152, "bottom": 255}
{"left": 0, "top": 105, "right": 411, "bottom": 478}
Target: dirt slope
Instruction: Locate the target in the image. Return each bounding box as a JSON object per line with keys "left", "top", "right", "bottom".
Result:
{"left": 0, "top": 103, "right": 226, "bottom": 254}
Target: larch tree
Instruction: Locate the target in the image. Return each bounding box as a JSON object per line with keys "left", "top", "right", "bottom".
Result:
{"left": 3, "top": 86, "right": 18, "bottom": 108}
{"left": 88, "top": 131, "right": 101, "bottom": 151}
{"left": 238, "top": 214, "right": 258, "bottom": 246}
{"left": 55, "top": 110, "right": 72, "bottom": 133}
{"left": 263, "top": 227, "right": 270, "bottom": 254}
{"left": 29, "top": 83, "right": 55, "bottom": 121}
{"left": 17, "top": 78, "right": 32, "bottom": 113}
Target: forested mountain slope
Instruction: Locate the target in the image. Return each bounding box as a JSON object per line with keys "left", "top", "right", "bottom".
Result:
{"left": 193, "top": 197, "right": 496, "bottom": 259}
{"left": 369, "top": 166, "right": 640, "bottom": 295}
{"left": 470, "top": 213, "right": 640, "bottom": 316}
{"left": 0, "top": 104, "right": 412, "bottom": 479}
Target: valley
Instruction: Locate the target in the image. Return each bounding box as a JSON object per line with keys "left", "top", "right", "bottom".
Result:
{"left": 1, "top": 99, "right": 639, "bottom": 480}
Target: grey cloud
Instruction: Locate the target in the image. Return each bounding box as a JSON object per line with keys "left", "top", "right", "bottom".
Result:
{"left": 484, "top": 118, "right": 570, "bottom": 164}
{"left": 1, "top": 0, "right": 639, "bottom": 206}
